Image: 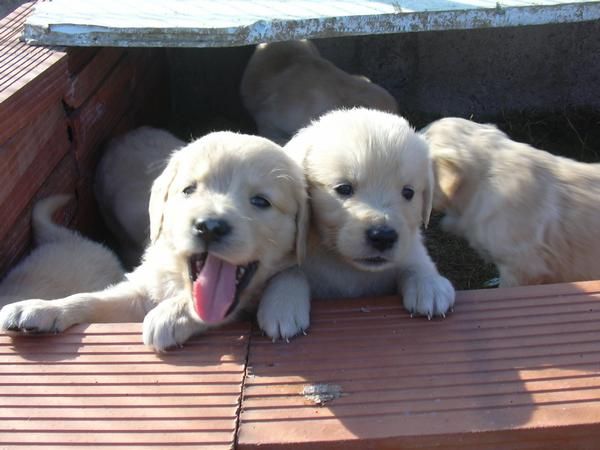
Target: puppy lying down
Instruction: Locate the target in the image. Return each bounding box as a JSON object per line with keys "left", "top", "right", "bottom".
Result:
{"left": 422, "top": 117, "right": 600, "bottom": 287}
{"left": 0, "top": 195, "right": 124, "bottom": 308}
{"left": 258, "top": 108, "right": 455, "bottom": 340}
{"left": 0, "top": 132, "right": 308, "bottom": 351}
{"left": 240, "top": 40, "right": 398, "bottom": 144}
{"left": 95, "top": 126, "right": 185, "bottom": 267}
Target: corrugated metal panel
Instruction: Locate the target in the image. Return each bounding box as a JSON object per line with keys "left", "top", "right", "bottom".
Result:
{"left": 22, "top": 0, "right": 600, "bottom": 47}
{"left": 238, "top": 280, "right": 600, "bottom": 449}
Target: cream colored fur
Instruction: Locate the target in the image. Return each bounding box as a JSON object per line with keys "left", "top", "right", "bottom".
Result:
{"left": 422, "top": 117, "right": 600, "bottom": 287}
{"left": 0, "top": 133, "right": 309, "bottom": 350}
{"left": 240, "top": 40, "right": 398, "bottom": 145}
{"left": 95, "top": 126, "right": 185, "bottom": 267}
{"left": 259, "top": 108, "right": 455, "bottom": 327}
{"left": 0, "top": 195, "right": 124, "bottom": 308}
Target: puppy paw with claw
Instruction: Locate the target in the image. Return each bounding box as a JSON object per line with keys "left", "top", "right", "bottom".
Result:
{"left": 257, "top": 267, "right": 310, "bottom": 342}
{"left": 142, "top": 299, "right": 204, "bottom": 352}
{"left": 0, "top": 299, "right": 73, "bottom": 334}
{"left": 401, "top": 273, "right": 455, "bottom": 319}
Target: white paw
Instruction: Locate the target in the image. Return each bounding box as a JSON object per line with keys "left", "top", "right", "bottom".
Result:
{"left": 257, "top": 268, "right": 310, "bottom": 341}
{"left": 257, "top": 295, "right": 310, "bottom": 341}
{"left": 142, "top": 300, "right": 203, "bottom": 352}
{"left": 401, "top": 273, "right": 455, "bottom": 318}
{"left": 0, "top": 300, "right": 71, "bottom": 333}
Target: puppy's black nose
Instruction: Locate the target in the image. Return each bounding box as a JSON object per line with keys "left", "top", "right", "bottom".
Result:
{"left": 366, "top": 225, "right": 398, "bottom": 252}
{"left": 193, "top": 218, "right": 232, "bottom": 243}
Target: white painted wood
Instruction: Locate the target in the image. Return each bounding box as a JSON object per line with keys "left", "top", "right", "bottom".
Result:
{"left": 23, "top": 0, "right": 600, "bottom": 48}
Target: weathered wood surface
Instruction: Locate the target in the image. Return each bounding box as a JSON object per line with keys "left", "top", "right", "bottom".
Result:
{"left": 239, "top": 280, "right": 600, "bottom": 449}
{"left": 2, "top": 282, "right": 600, "bottom": 448}
{"left": 22, "top": 0, "right": 600, "bottom": 48}
{"left": 0, "top": 2, "right": 171, "bottom": 275}
{"left": 0, "top": 322, "right": 250, "bottom": 449}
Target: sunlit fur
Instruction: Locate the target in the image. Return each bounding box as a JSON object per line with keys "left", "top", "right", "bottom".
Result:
{"left": 423, "top": 117, "right": 600, "bottom": 287}
{"left": 241, "top": 40, "right": 398, "bottom": 144}
{"left": 95, "top": 126, "right": 185, "bottom": 267}
{"left": 281, "top": 108, "right": 455, "bottom": 317}
{"left": 0, "top": 195, "right": 124, "bottom": 307}
{"left": 0, "top": 133, "right": 308, "bottom": 351}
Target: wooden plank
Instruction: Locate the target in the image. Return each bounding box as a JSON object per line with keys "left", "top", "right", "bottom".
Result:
{"left": 238, "top": 281, "right": 600, "bottom": 449}
{"left": 68, "top": 48, "right": 152, "bottom": 179}
{"left": 0, "top": 322, "right": 250, "bottom": 449}
{"left": 0, "top": 101, "right": 68, "bottom": 206}
{"left": 22, "top": 0, "right": 600, "bottom": 48}
{"left": 64, "top": 47, "right": 125, "bottom": 108}
{"left": 0, "top": 2, "right": 67, "bottom": 145}
{"left": 0, "top": 55, "right": 67, "bottom": 145}
{"left": 0, "top": 102, "right": 71, "bottom": 243}
{"left": 66, "top": 47, "right": 100, "bottom": 75}
{"left": 0, "top": 152, "right": 78, "bottom": 278}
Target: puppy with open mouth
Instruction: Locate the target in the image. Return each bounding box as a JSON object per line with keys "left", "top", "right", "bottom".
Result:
{"left": 258, "top": 108, "right": 455, "bottom": 339}
{"left": 0, "top": 132, "right": 309, "bottom": 351}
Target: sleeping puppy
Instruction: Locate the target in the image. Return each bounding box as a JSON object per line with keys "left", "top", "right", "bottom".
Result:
{"left": 421, "top": 117, "right": 600, "bottom": 287}
{"left": 0, "top": 195, "right": 124, "bottom": 307}
{"left": 0, "top": 132, "right": 309, "bottom": 351}
{"left": 95, "top": 126, "right": 185, "bottom": 267}
{"left": 240, "top": 40, "right": 398, "bottom": 145}
{"left": 258, "top": 108, "right": 454, "bottom": 339}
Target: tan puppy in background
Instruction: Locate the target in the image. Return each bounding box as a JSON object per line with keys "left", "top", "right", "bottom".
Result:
{"left": 240, "top": 40, "right": 398, "bottom": 144}
{"left": 258, "top": 108, "right": 454, "bottom": 338}
{"left": 1, "top": 133, "right": 309, "bottom": 351}
{"left": 422, "top": 117, "right": 600, "bottom": 287}
{"left": 95, "top": 126, "right": 185, "bottom": 267}
{"left": 0, "top": 195, "right": 124, "bottom": 307}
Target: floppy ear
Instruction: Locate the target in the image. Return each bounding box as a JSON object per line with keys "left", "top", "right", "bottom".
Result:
{"left": 431, "top": 151, "right": 463, "bottom": 212}
{"left": 148, "top": 152, "right": 180, "bottom": 243}
{"left": 422, "top": 157, "right": 434, "bottom": 228}
{"left": 294, "top": 177, "right": 310, "bottom": 264}
{"left": 284, "top": 133, "right": 311, "bottom": 264}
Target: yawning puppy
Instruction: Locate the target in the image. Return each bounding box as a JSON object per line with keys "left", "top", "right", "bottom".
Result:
{"left": 240, "top": 40, "right": 398, "bottom": 144}
{"left": 0, "top": 132, "right": 309, "bottom": 351}
{"left": 95, "top": 126, "right": 185, "bottom": 267}
{"left": 258, "top": 108, "right": 454, "bottom": 337}
{"left": 422, "top": 117, "right": 600, "bottom": 287}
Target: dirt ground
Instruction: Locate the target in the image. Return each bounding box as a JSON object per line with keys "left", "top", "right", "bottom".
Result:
{"left": 419, "top": 108, "right": 600, "bottom": 290}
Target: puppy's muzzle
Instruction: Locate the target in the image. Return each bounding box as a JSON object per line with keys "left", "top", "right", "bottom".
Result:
{"left": 365, "top": 225, "right": 398, "bottom": 252}
{"left": 193, "top": 218, "right": 232, "bottom": 244}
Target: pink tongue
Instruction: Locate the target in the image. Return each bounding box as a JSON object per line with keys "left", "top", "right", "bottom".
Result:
{"left": 193, "top": 254, "right": 237, "bottom": 324}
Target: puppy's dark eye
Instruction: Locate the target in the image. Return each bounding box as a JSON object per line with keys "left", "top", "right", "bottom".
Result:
{"left": 402, "top": 186, "right": 415, "bottom": 201}
{"left": 250, "top": 195, "right": 271, "bottom": 209}
{"left": 183, "top": 183, "right": 196, "bottom": 196}
{"left": 334, "top": 183, "right": 354, "bottom": 197}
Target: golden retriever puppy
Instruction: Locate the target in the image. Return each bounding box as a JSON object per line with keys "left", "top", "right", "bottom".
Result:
{"left": 240, "top": 40, "right": 398, "bottom": 144}
{"left": 0, "top": 195, "right": 124, "bottom": 307}
{"left": 260, "top": 108, "right": 454, "bottom": 327}
{"left": 0, "top": 132, "right": 309, "bottom": 351}
{"left": 95, "top": 126, "right": 185, "bottom": 266}
{"left": 422, "top": 117, "right": 600, "bottom": 287}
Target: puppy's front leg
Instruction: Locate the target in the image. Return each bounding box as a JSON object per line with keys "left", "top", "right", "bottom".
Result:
{"left": 0, "top": 280, "right": 152, "bottom": 334}
{"left": 142, "top": 296, "right": 206, "bottom": 352}
{"left": 399, "top": 240, "right": 455, "bottom": 319}
{"left": 257, "top": 266, "right": 311, "bottom": 341}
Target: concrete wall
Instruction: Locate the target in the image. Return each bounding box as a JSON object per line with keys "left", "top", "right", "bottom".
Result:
{"left": 168, "top": 19, "right": 600, "bottom": 136}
